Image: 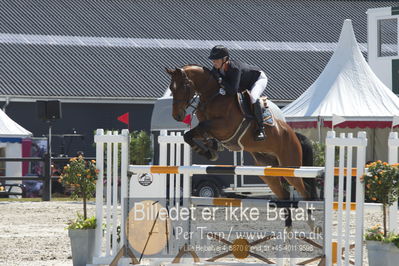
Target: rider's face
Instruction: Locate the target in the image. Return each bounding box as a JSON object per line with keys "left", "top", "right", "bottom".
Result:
{"left": 212, "top": 58, "right": 225, "bottom": 70}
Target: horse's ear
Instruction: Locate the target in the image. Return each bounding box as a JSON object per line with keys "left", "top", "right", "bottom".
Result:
{"left": 165, "top": 68, "right": 174, "bottom": 75}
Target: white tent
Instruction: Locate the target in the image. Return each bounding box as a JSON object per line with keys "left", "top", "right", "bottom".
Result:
{"left": 0, "top": 109, "right": 31, "bottom": 193}
{"left": 0, "top": 109, "right": 31, "bottom": 138}
{"left": 282, "top": 19, "right": 399, "bottom": 161}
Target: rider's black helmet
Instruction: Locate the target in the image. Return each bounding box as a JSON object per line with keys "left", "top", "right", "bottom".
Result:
{"left": 208, "top": 45, "right": 229, "bottom": 60}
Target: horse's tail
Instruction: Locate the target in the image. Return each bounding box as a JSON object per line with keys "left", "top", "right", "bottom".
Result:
{"left": 295, "top": 132, "right": 318, "bottom": 200}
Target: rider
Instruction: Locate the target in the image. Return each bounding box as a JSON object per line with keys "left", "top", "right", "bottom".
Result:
{"left": 208, "top": 45, "right": 267, "bottom": 141}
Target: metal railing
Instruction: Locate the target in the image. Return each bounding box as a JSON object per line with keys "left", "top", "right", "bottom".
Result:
{"left": 0, "top": 155, "right": 95, "bottom": 201}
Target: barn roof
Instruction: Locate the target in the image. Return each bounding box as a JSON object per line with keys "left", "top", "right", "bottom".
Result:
{"left": 0, "top": 0, "right": 397, "bottom": 103}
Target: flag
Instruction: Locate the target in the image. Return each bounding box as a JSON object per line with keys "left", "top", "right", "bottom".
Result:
{"left": 182, "top": 114, "right": 192, "bottom": 127}
{"left": 117, "top": 112, "right": 129, "bottom": 125}
{"left": 332, "top": 114, "right": 346, "bottom": 127}
{"left": 392, "top": 116, "right": 399, "bottom": 128}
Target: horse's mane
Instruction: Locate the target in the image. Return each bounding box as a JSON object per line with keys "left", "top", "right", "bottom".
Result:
{"left": 183, "top": 64, "right": 212, "bottom": 74}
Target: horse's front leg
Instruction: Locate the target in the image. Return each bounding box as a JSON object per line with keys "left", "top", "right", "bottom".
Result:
{"left": 183, "top": 122, "right": 219, "bottom": 161}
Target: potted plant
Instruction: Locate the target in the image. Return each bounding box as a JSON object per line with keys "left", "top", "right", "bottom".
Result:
{"left": 59, "top": 155, "right": 98, "bottom": 266}
{"left": 362, "top": 160, "right": 399, "bottom": 266}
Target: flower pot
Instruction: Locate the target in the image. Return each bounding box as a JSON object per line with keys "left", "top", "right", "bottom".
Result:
{"left": 366, "top": 240, "right": 399, "bottom": 266}
{"left": 68, "top": 229, "right": 96, "bottom": 266}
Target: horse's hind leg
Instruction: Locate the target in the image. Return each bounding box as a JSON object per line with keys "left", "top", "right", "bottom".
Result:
{"left": 251, "top": 152, "right": 293, "bottom": 228}
{"left": 277, "top": 149, "right": 317, "bottom": 231}
{"left": 276, "top": 148, "right": 310, "bottom": 200}
{"left": 296, "top": 132, "right": 318, "bottom": 200}
{"left": 251, "top": 152, "right": 290, "bottom": 200}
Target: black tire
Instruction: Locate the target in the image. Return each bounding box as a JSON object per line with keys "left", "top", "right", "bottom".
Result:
{"left": 195, "top": 181, "right": 221, "bottom": 198}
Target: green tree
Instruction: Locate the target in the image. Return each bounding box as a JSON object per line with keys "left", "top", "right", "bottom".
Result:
{"left": 129, "top": 130, "right": 152, "bottom": 165}
{"left": 99, "top": 130, "right": 153, "bottom": 166}
{"left": 60, "top": 156, "right": 98, "bottom": 220}
{"left": 312, "top": 141, "right": 326, "bottom": 166}
{"left": 363, "top": 161, "right": 399, "bottom": 237}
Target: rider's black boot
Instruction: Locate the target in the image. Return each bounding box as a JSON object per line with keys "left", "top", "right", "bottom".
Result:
{"left": 253, "top": 100, "right": 266, "bottom": 141}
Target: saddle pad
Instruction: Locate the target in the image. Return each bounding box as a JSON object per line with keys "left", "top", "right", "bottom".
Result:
{"left": 260, "top": 97, "right": 275, "bottom": 127}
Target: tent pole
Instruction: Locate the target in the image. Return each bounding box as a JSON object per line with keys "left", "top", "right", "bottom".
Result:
{"left": 317, "top": 116, "right": 321, "bottom": 143}
{"left": 373, "top": 127, "right": 376, "bottom": 161}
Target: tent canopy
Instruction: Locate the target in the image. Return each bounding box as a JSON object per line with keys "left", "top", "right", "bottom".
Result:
{"left": 0, "top": 109, "right": 31, "bottom": 139}
{"left": 282, "top": 19, "right": 399, "bottom": 128}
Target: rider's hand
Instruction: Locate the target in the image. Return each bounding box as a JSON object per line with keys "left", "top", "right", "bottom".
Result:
{"left": 217, "top": 77, "right": 223, "bottom": 85}
{"left": 219, "top": 88, "right": 226, "bottom": 95}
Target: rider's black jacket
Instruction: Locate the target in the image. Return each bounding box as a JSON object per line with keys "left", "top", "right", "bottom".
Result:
{"left": 211, "top": 60, "right": 261, "bottom": 95}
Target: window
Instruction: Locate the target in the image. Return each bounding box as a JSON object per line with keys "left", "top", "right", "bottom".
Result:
{"left": 378, "top": 18, "right": 398, "bottom": 57}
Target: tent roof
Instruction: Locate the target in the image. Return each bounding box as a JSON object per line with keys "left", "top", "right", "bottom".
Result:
{"left": 0, "top": 109, "right": 31, "bottom": 137}
{"left": 282, "top": 19, "right": 399, "bottom": 128}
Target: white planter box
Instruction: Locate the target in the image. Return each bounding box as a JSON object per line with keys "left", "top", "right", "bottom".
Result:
{"left": 366, "top": 240, "right": 399, "bottom": 266}
{"left": 69, "top": 229, "right": 96, "bottom": 266}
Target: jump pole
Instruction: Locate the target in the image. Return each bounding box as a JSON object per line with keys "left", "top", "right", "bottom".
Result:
{"left": 129, "top": 165, "right": 324, "bottom": 178}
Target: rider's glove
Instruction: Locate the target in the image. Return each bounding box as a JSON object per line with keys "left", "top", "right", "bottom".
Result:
{"left": 219, "top": 88, "right": 226, "bottom": 95}
{"left": 217, "top": 77, "right": 223, "bottom": 85}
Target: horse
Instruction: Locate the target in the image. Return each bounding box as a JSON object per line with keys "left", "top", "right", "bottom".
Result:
{"left": 165, "top": 65, "right": 317, "bottom": 205}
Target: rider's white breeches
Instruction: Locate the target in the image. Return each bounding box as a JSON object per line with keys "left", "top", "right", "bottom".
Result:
{"left": 249, "top": 71, "right": 268, "bottom": 104}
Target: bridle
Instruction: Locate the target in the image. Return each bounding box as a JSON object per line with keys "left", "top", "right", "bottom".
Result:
{"left": 171, "top": 68, "right": 198, "bottom": 110}
{"left": 172, "top": 67, "right": 220, "bottom": 115}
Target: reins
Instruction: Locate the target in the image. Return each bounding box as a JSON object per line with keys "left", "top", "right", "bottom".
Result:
{"left": 179, "top": 67, "right": 221, "bottom": 115}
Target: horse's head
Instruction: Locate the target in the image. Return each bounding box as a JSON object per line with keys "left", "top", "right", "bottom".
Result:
{"left": 165, "top": 67, "right": 196, "bottom": 121}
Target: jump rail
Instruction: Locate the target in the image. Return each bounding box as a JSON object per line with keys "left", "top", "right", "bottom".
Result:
{"left": 129, "top": 165, "right": 324, "bottom": 177}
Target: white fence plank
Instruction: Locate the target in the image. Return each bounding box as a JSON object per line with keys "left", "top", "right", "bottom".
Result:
{"left": 94, "top": 129, "right": 104, "bottom": 257}
{"left": 354, "top": 132, "right": 367, "bottom": 266}
{"left": 324, "top": 131, "right": 336, "bottom": 266}
{"left": 388, "top": 132, "right": 399, "bottom": 233}
{"left": 344, "top": 134, "right": 353, "bottom": 266}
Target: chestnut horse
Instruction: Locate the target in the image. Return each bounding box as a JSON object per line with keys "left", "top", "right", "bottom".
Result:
{"left": 165, "top": 65, "right": 316, "bottom": 203}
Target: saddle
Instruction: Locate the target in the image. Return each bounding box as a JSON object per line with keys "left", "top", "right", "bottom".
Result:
{"left": 220, "top": 91, "right": 275, "bottom": 151}
{"left": 237, "top": 90, "right": 275, "bottom": 127}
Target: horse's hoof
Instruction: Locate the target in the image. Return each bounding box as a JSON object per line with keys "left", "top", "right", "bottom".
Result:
{"left": 306, "top": 220, "right": 322, "bottom": 234}
{"left": 307, "top": 219, "right": 315, "bottom": 231}
{"left": 207, "top": 139, "right": 224, "bottom": 152}
{"left": 217, "top": 144, "right": 224, "bottom": 151}
{"left": 209, "top": 152, "right": 219, "bottom": 161}
{"left": 216, "top": 142, "right": 225, "bottom": 152}
{"left": 313, "top": 225, "right": 322, "bottom": 234}
{"left": 206, "top": 150, "right": 219, "bottom": 161}
{"left": 284, "top": 226, "right": 293, "bottom": 233}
